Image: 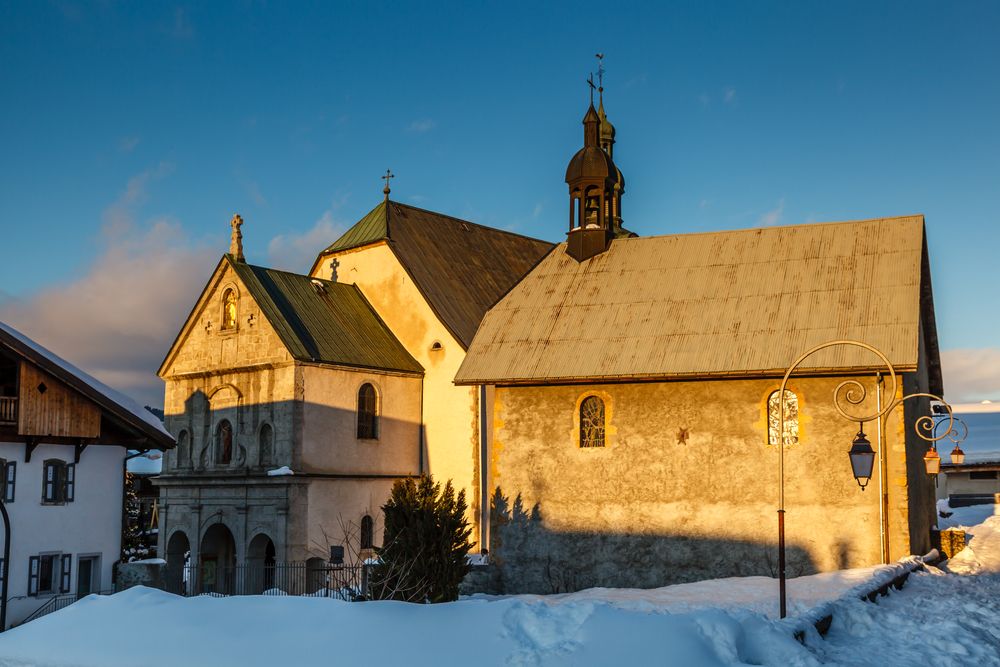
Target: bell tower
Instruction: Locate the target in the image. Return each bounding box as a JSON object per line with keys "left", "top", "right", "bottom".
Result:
{"left": 564, "top": 66, "right": 630, "bottom": 262}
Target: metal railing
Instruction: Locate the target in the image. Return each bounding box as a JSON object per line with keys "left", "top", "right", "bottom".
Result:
{"left": 0, "top": 397, "right": 16, "bottom": 425}
{"left": 21, "top": 589, "right": 113, "bottom": 625}
{"left": 167, "top": 562, "right": 367, "bottom": 600}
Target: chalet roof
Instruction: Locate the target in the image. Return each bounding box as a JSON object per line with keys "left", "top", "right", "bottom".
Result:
{"left": 229, "top": 259, "right": 423, "bottom": 374}
{"left": 0, "top": 321, "right": 175, "bottom": 449}
{"left": 312, "top": 200, "right": 554, "bottom": 348}
{"left": 455, "top": 216, "right": 942, "bottom": 389}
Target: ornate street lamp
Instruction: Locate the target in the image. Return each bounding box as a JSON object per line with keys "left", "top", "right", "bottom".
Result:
{"left": 774, "top": 340, "right": 961, "bottom": 619}
{"left": 934, "top": 416, "right": 968, "bottom": 466}
{"left": 848, "top": 427, "right": 876, "bottom": 489}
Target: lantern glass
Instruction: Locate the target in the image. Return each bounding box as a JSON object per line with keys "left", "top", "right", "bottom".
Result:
{"left": 924, "top": 447, "right": 941, "bottom": 475}
{"left": 848, "top": 429, "right": 876, "bottom": 490}
{"left": 950, "top": 446, "right": 965, "bottom": 465}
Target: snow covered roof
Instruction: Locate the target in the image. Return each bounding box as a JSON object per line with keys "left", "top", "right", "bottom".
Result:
{"left": 127, "top": 451, "right": 163, "bottom": 475}
{"left": 0, "top": 320, "right": 174, "bottom": 449}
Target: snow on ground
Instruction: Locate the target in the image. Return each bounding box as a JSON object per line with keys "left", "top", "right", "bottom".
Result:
{"left": 472, "top": 565, "right": 893, "bottom": 619}
{"left": 946, "top": 515, "right": 1000, "bottom": 574}
{"left": 4, "top": 519, "right": 1000, "bottom": 666}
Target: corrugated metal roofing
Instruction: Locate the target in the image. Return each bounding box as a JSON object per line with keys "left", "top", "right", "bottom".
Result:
{"left": 455, "top": 216, "right": 939, "bottom": 385}
{"left": 315, "top": 200, "right": 555, "bottom": 348}
{"left": 230, "top": 259, "right": 423, "bottom": 374}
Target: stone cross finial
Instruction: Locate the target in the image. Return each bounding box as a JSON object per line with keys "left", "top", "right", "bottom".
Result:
{"left": 230, "top": 214, "right": 245, "bottom": 262}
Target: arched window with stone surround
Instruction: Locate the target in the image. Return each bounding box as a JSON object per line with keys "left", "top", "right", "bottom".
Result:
{"left": 221, "top": 289, "right": 237, "bottom": 330}
{"left": 767, "top": 390, "right": 799, "bottom": 447}
{"left": 259, "top": 423, "right": 273, "bottom": 467}
{"left": 216, "top": 419, "right": 233, "bottom": 464}
{"left": 579, "top": 396, "right": 606, "bottom": 448}
{"left": 357, "top": 383, "right": 378, "bottom": 439}
{"left": 176, "top": 430, "right": 190, "bottom": 468}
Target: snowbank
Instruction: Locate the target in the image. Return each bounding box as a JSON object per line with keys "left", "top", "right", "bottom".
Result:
{"left": 0, "top": 586, "right": 811, "bottom": 667}
{"left": 472, "top": 565, "right": 892, "bottom": 618}
{"left": 947, "top": 515, "right": 1000, "bottom": 574}
{"left": 266, "top": 466, "right": 294, "bottom": 476}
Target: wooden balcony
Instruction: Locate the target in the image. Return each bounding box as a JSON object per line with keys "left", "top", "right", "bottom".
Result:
{"left": 0, "top": 396, "right": 17, "bottom": 425}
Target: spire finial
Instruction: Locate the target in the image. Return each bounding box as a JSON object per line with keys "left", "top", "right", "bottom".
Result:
{"left": 595, "top": 53, "right": 605, "bottom": 104}
{"left": 587, "top": 73, "right": 596, "bottom": 106}
{"left": 382, "top": 169, "right": 394, "bottom": 200}
{"left": 229, "top": 213, "right": 245, "bottom": 262}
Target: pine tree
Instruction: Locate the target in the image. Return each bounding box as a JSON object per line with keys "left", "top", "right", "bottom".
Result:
{"left": 370, "top": 475, "right": 473, "bottom": 603}
{"left": 121, "top": 471, "right": 150, "bottom": 562}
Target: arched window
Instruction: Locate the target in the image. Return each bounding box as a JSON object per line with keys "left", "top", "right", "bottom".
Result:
{"left": 216, "top": 420, "right": 233, "bottom": 464}
{"left": 221, "top": 289, "right": 237, "bottom": 330}
{"left": 177, "top": 430, "right": 190, "bottom": 468}
{"left": 579, "top": 396, "right": 605, "bottom": 448}
{"left": 768, "top": 390, "right": 799, "bottom": 447}
{"left": 357, "top": 383, "right": 378, "bottom": 439}
{"left": 360, "top": 515, "right": 374, "bottom": 550}
{"left": 259, "top": 423, "right": 273, "bottom": 467}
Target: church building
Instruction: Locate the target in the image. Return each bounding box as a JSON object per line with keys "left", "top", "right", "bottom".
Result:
{"left": 454, "top": 89, "right": 942, "bottom": 593}
{"left": 156, "top": 191, "right": 551, "bottom": 589}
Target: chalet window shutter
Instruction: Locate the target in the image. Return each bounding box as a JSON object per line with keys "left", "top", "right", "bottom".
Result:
{"left": 65, "top": 464, "right": 75, "bottom": 502}
{"left": 28, "top": 556, "right": 39, "bottom": 596}
{"left": 44, "top": 462, "right": 55, "bottom": 502}
{"left": 4, "top": 461, "right": 15, "bottom": 502}
{"left": 60, "top": 554, "right": 72, "bottom": 593}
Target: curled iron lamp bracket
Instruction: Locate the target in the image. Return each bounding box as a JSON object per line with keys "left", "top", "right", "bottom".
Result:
{"left": 883, "top": 392, "right": 956, "bottom": 444}
{"left": 777, "top": 340, "right": 900, "bottom": 511}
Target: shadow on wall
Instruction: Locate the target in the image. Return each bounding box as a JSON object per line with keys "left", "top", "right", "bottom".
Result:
{"left": 165, "top": 390, "right": 426, "bottom": 473}
{"left": 488, "top": 487, "right": 818, "bottom": 595}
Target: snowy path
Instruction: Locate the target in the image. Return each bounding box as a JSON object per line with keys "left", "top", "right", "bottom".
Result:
{"left": 2, "top": 518, "right": 1000, "bottom": 665}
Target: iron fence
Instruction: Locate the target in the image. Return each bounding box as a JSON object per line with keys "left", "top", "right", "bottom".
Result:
{"left": 167, "top": 562, "right": 367, "bottom": 600}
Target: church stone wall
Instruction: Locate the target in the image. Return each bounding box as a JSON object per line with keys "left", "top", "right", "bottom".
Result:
{"left": 487, "top": 375, "right": 928, "bottom": 594}
{"left": 314, "top": 242, "right": 482, "bottom": 546}
{"left": 298, "top": 365, "right": 421, "bottom": 475}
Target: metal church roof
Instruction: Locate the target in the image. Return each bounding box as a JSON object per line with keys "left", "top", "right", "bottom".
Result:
{"left": 313, "top": 200, "right": 554, "bottom": 348}
{"left": 229, "top": 259, "right": 423, "bottom": 374}
{"left": 455, "top": 215, "right": 942, "bottom": 389}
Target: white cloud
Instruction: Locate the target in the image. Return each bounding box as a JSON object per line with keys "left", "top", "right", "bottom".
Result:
{"left": 267, "top": 211, "right": 345, "bottom": 273}
{"left": 723, "top": 87, "right": 737, "bottom": 104}
{"left": 759, "top": 198, "right": 785, "bottom": 226}
{"left": 0, "top": 218, "right": 218, "bottom": 410}
{"left": 407, "top": 119, "right": 435, "bottom": 133}
{"left": 941, "top": 348, "right": 1000, "bottom": 404}
{"left": 102, "top": 162, "right": 174, "bottom": 236}
{"left": 698, "top": 93, "right": 711, "bottom": 107}
{"left": 118, "top": 136, "right": 140, "bottom": 153}
{"left": 244, "top": 180, "right": 267, "bottom": 207}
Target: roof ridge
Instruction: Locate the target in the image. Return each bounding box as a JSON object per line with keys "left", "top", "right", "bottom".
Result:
{"left": 601, "top": 214, "right": 925, "bottom": 244}
{"left": 388, "top": 200, "right": 553, "bottom": 245}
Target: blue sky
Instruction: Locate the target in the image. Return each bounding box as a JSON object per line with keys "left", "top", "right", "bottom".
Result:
{"left": 1, "top": 1, "right": 998, "bottom": 407}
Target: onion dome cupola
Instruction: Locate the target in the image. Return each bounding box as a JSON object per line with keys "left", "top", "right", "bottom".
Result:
{"left": 564, "top": 82, "right": 634, "bottom": 262}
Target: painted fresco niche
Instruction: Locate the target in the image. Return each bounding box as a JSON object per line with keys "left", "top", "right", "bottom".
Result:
{"left": 205, "top": 383, "right": 246, "bottom": 468}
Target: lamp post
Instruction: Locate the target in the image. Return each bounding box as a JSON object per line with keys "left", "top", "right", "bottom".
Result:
{"left": 774, "top": 340, "right": 959, "bottom": 618}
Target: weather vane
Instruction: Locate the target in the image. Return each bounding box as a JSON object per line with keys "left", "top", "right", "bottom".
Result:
{"left": 595, "top": 53, "right": 605, "bottom": 92}
{"left": 382, "top": 169, "right": 394, "bottom": 200}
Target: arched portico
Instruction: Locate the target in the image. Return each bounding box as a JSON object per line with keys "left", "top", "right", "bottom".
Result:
{"left": 199, "top": 523, "right": 237, "bottom": 594}
{"left": 165, "top": 531, "right": 191, "bottom": 595}
{"left": 246, "top": 533, "right": 276, "bottom": 593}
